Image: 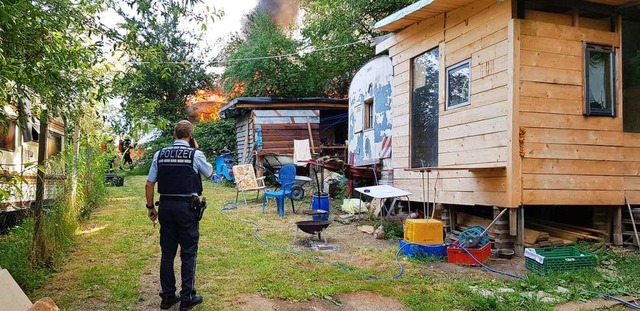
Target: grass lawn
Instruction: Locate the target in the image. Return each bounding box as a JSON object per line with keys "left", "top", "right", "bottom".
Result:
{"left": 32, "top": 175, "right": 640, "bottom": 310}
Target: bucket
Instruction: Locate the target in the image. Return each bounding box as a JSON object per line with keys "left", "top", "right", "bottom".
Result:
{"left": 311, "top": 192, "right": 330, "bottom": 221}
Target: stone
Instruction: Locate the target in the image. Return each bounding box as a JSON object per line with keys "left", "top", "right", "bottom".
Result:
{"left": 556, "top": 286, "right": 570, "bottom": 294}
{"left": 29, "top": 298, "right": 59, "bottom": 311}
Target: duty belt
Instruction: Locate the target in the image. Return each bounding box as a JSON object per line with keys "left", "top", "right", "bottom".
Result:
{"left": 159, "top": 195, "right": 193, "bottom": 203}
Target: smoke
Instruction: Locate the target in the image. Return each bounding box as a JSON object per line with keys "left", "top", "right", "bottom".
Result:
{"left": 258, "top": 0, "right": 299, "bottom": 28}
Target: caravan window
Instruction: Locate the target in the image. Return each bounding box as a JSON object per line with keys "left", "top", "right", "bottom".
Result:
{"left": 0, "top": 120, "right": 16, "bottom": 151}
{"left": 364, "top": 98, "right": 374, "bottom": 130}
{"left": 47, "top": 132, "right": 62, "bottom": 158}
{"left": 410, "top": 47, "right": 439, "bottom": 168}
{"left": 585, "top": 44, "right": 615, "bottom": 116}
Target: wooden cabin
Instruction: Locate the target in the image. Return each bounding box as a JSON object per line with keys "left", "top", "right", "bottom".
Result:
{"left": 348, "top": 55, "right": 394, "bottom": 168}
{"left": 219, "top": 97, "right": 348, "bottom": 169}
{"left": 373, "top": 0, "right": 640, "bottom": 251}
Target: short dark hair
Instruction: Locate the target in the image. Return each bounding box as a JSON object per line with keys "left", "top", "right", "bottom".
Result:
{"left": 174, "top": 120, "right": 194, "bottom": 139}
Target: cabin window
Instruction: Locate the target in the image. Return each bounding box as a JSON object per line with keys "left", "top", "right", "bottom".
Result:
{"left": 364, "top": 97, "right": 374, "bottom": 130}
{"left": 47, "top": 132, "right": 62, "bottom": 158}
{"left": 585, "top": 44, "right": 615, "bottom": 116}
{"left": 410, "top": 47, "right": 439, "bottom": 168}
{"left": 446, "top": 59, "right": 471, "bottom": 109}
{"left": 0, "top": 119, "right": 16, "bottom": 151}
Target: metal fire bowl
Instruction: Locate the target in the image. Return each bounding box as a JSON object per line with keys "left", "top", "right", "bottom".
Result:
{"left": 295, "top": 220, "right": 330, "bottom": 235}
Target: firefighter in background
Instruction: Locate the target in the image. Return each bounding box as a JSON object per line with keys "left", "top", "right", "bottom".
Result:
{"left": 119, "top": 134, "right": 134, "bottom": 170}
{"left": 102, "top": 135, "right": 117, "bottom": 171}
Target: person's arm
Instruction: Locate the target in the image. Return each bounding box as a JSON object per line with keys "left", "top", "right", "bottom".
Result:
{"left": 146, "top": 151, "right": 160, "bottom": 222}
{"left": 194, "top": 150, "right": 214, "bottom": 178}
{"left": 146, "top": 181, "right": 157, "bottom": 222}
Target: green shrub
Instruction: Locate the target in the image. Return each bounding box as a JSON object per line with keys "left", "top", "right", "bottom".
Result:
{"left": 193, "top": 119, "right": 236, "bottom": 157}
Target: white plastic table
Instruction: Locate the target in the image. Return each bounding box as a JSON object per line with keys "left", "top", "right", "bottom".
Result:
{"left": 354, "top": 185, "right": 412, "bottom": 217}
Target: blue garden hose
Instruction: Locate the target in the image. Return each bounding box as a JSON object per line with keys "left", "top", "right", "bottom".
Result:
{"left": 220, "top": 201, "right": 640, "bottom": 308}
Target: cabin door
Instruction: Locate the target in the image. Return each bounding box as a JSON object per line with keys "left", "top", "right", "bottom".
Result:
{"left": 623, "top": 18, "right": 640, "bottom": 133}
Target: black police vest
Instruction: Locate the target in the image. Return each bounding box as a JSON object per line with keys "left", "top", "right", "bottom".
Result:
{"left": 157, "top": 145, "right": 203, "bottom": 195}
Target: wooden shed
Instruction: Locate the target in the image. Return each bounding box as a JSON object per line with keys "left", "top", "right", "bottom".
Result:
{"left": 219, "top": 97, "right": 348, "bottom": 167}
{"left": 373, "top": 0, "right": 640, "bottom": 251}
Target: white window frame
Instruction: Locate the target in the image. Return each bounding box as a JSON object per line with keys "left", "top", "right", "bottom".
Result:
{"left": 446, "top": 59, "right": 471, "bottom": 110}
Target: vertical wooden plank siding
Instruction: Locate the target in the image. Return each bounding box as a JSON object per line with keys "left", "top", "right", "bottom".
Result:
{"left": 518, "top": 14, "right": 630, "bottom": 205}
{"left": 390, "top": 0, "right": 512, "bottom": 207}
{"left": 507, "top": 19, "right": 522, "bottom": 208}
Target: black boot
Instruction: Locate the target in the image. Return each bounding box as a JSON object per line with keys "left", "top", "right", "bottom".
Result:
{"left": 180, "top": 295, "right": 203, "bottom": 310}
{"left": 160, "top": 295, "right": 180, "bottom": 309}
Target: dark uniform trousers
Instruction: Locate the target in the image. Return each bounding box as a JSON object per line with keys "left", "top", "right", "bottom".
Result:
{"left": 158, "top": 199, "right": 199, "bottom": 302}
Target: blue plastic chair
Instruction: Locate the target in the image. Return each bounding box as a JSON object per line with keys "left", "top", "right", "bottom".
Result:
{"left": 262, "top": 164, "right": 296, "bottom": 217}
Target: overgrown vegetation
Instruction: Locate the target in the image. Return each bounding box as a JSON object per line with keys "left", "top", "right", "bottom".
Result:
{"left": 0, "top": 146, "right": 108, "bottom": 292}
{"left": 193, "top": 119, "right": 236, "bottom": 157}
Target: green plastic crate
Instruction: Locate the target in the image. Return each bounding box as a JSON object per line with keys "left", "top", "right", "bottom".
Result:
{"left": 524, "top": 246, "right": 596, "bottom": 275}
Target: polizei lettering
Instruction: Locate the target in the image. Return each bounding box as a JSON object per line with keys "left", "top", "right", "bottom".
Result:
{"left": 160, "top": 148, "right": 194, "bottom": 159}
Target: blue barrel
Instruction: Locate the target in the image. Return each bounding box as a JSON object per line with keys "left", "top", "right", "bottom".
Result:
{"left": 311, "top": 192, "right": 330, "bottom": 221}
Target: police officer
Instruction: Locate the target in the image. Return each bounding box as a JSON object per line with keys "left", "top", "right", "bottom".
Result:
{"left": 145, "top": 120, "right": 213, "bottom": 310}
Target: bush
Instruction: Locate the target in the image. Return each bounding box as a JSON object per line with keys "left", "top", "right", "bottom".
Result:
{"left": 193, "top": 119, "right": 236, "bottom": 158}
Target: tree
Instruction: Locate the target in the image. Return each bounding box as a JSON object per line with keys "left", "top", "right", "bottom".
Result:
{"left": 219, "top": 12, "right": 321, "bottom": 98}
{"left": 0, "top": 0, "right": 109, "bottom": 265}
{"left": 110, "top": 0, "right": 220, "bottom": 133}
{"left": 300, "top": 0, "right": 414, "bottom": 97}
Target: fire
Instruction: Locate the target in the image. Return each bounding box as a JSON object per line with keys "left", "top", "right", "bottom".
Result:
{"left": 185, "top": 89, "right": 227, "bottom": 123}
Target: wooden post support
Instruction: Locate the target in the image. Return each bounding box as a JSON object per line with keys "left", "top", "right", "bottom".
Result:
{"left": 509, "top": 208, "right": 518, "bottom": 236}
{"left": 241, "top": 120, "right": 250, "bottom": 164}
{"left": 307, "top": 116, "right": 315, "bottom": 153}
{"left": 515, "top": 206, "right": 525, "bottom": 257}
{"left": 613, "top": 205, "right": 623, "bottom": 245}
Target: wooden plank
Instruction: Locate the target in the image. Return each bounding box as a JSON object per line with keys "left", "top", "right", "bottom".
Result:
{"left": 623, "top": 133, "right": 640, "bottom": 148}
{"left": 447, "top": 27, "right": 509, "bottom": 63}
{"left": 259, "top": 123, "right": 319, "bottom": 130}
{"left": 522, "top": 189, "right": 623, "bottom": 205}
{"left": 439, "top": 131, "right": 509, "bottom": 153}
{"left": 445, "top": 0, "right": 501, "bottom": 29}
{"left": 520, "top": 65, "right": 582, "bottom": 85}
{"left": 524, "top": 10, "right": 572, "bottom": 26}
{"left": 389, "top": 17, "right": 444, "bottom": 58}
{"left": 471, "top": 55, "right": 508, "bottom": 82}
{"left": 444, "top": 0, "right": 510, "bottom": 43}
{"left": 441, "top": 176, "right": 507, "bottom": 192}
{"left": 520, "top": 50, "right": 582, "bottom": 71}
{"left": 529, "top": 218, "right": 608, "bottom": 236}
{"left": 520, "top": 112, "right": 621, "bottom": 131}
{"left": 519, "top": 81, "right": 582, "bottom": 100}
{"left": 523, "top": 174, "right": 623, "bottom": 190}
{"left": 439, "top": 115, "right": 507, "bottom": 141}
{"left": 391, "top": 32, "right": 444, "bottom": 66}
{"left": 439, "top": 146, "right": 508, "bottom": 166}
{"left": 471, "top": 70, "right": 508, "bottom": 94}
{"left": 440, "top": 101, "right": 508, "bottom": 127}
{"left": 522, "top": 158, "right": 628, "bottom": 176}
{"left": 470, "top": 85, "right": 509, "bottom": 107}
{"left": 520, "top": 96, "right": 583, "bottom": 115}
{"left": 520, "top": 35, "right": 583, "bottom": 56}
{"left": 522, "top": 128, "right": 623, "bottom": 146}
{"left": 523, "top": 143, "right": 623, "bottom": 161}
{"left": 520, "top": 19, "right": 619, "bottom": 47}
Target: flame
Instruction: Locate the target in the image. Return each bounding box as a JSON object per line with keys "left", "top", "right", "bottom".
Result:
{"left": 185, "top": 88, "right": 228, "bottom": 123}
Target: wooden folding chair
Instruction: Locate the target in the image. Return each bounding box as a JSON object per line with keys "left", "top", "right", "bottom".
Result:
{"left": 232, "top": 164, "right": 267, "bottom": 205}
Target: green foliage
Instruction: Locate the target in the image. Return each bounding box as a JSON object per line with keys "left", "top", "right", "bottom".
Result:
{"left": 220, "top": 12, "right": 321, "bottom": 97}
{"left": 193, "top": 119, "right": 236, "bottom": 156}
{"left": 110, "top": 0, "right": 219, "bottom": 133}
{"left": 0, "top": 144, "right": 109, "bottom": 292}
{"left": 0, "top": 0, "right": 108, "bottom": 124}
{"left": 300, "top": 0, "right": 414, "bottom": 96}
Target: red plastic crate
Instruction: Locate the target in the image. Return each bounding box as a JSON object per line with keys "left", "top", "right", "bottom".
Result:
{"left": 447, "top": 241, "right": 492, "bottom": 266}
